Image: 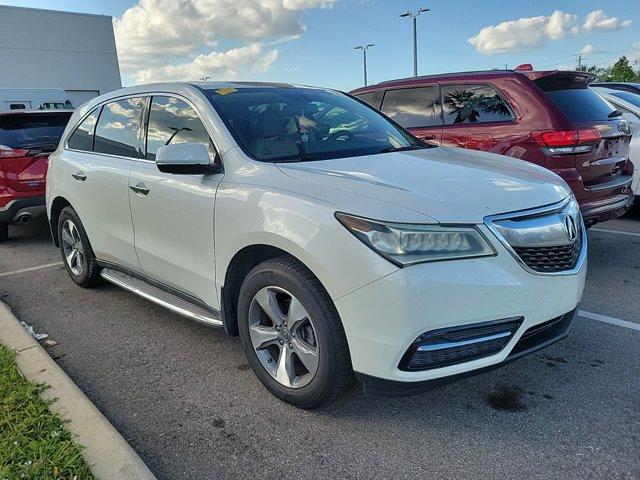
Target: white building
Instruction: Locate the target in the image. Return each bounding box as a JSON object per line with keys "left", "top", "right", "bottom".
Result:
{"left": 0, "top": 5, "right": 122, "bottom": 107}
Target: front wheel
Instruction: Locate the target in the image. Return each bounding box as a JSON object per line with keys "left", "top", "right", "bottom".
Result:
{"left": 0, "top": 222, "right": 7, "bottom": 242}
{"left": 238, "top": 256, "right": 352, "bottom": 408}
{"left": 58, "top": 207, "right": 101, "bottom": 288}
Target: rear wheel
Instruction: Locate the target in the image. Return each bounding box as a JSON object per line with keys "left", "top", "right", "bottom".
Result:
{"left": 238, "top": 256, "right": 352, "bottom": 408}
{"left": 0, "top": 222, "right": 7, "bottom": 242}
{"left": 58, "top": 207, "right": 101, "bottom": 288}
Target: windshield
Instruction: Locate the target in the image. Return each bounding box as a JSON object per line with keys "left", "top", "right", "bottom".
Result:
{"left": 202, "top": 86, "right": 424, "bottom": 162}
{"left": 610, "top": 91, "right": 640, "bottom": 109}
{"left": 0, "top": 112, "right": 72, "bottom": 149}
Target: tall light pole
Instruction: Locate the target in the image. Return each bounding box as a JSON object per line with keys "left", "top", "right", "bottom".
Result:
{"left": 400, "top": 7, "right": 430, "bottom": 77}
{"left": 354, "top": 44, "right": 375, "bottom": 86}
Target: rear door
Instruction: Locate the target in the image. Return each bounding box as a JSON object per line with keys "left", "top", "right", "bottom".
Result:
{"left": 64, "top": 97, "right": 143, "bottom": 269}
{"left": 0, "top": 111, "right": 72, "bottom": 193}
{"left": 535, "top": 75, "right": 632, "bottom": 190}
{"left": 379, "top": 85, "right": 443, "bottom": 145}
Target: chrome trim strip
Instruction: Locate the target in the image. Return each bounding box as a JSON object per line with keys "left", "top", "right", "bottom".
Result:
{"left": 416, "top": 330, "right": 512, "bottom": 352}
{"left": 100, "top": 268, "right": 222, "bottom": 327}
{"left": 484, "top": 197, "right": 587, "bottom": 277}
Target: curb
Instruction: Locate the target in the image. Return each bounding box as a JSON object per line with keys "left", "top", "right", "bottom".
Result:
{"left": 0, "top": 301, "right": 157, "bottom": 480}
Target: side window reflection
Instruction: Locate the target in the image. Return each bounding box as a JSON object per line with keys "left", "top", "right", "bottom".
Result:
{"left": 442, "top": 85, "right": 514, "bottom": 125}
{"left": 146, "top": 96, "right": 215, "bottom": 161}
{"left": 94, "top": 98, "right": 144, "bottom": 157}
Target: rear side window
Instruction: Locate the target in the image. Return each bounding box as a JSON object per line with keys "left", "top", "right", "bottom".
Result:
{"left": 67, "top": 110, "right": 98, "bottom": 151}
{"left": 381, "top": 87, "right": 441, "bottom": 128}
{"left": 94, "top": 98, "right": 144, "bottom": 158}
{"left": 541, "top": 88, "right": 616, "bottom": 122}
{"left": 441, "top": 84, "right": 514, "bottom": 125}
{"left": 355, "top": 92, "right": 377, "bottom": 107}
{"left": 0, "top": 112, "right": 71, "bottom": 149}
{"left": 146, "top": 96, "right": 214, "bottom": 161}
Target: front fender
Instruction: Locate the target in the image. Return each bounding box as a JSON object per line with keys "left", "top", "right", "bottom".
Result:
{"left": 214, "top": 183, "right": 397, "bottom": 301}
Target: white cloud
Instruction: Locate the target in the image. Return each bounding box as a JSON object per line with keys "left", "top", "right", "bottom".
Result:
{"left": 583, "top": 10, "right": 632, "bottom": 32}
{"left": 132, "top": 43, "right": 278, "bottom": 83}
{"left": 114, "top": 0, "right": 334, "bottom": 80}
{"left": 580, "top": 44, "right": 606, "bottom": 54}
{"left": 468, "top": 10, "right": 577, "bottom": 54}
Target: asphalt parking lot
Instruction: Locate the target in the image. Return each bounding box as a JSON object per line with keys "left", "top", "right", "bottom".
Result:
{"left": 1, "top": 212, "right": 639, "bottom": 480}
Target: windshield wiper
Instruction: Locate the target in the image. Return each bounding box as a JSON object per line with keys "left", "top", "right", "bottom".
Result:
{"left": 378, "top": 145, "right": 426, "bottom": 154}
{"left": 608, "top": 109, "right": 624, "bottom": 118}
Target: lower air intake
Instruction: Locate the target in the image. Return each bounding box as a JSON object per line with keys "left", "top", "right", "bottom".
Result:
{"left": 399, "top": 317, "right": 523, "bottom": 371}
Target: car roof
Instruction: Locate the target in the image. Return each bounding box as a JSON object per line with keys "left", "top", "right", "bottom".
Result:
{"left": 350, "top": 69, "right": 594, "bottom": 94}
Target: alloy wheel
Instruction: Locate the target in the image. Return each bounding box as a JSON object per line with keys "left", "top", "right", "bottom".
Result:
{"left": 61, "top": 219, "right": 85, "bottom": 276}
{"left": 248, "top": 286, "right": 319, "bottom": 388}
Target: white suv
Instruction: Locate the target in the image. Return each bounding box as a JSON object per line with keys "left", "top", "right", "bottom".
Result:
{"left": 46, "top": 82, "right": 586, "bottom": 407}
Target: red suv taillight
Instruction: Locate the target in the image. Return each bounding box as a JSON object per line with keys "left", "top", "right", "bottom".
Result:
{"left": 531, "top": 128, "right": 601, "bottom": 155}
{"left": 0, "top": 145, "right": 29, "bottom": 159}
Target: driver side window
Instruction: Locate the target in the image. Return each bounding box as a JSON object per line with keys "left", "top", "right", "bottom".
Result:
{"left": 146, "top": 96, "right": 217, "bottom": 162}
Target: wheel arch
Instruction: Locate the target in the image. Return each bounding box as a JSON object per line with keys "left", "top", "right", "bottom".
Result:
{"left": 220, "top": 243, "right": 322, "bottom": 337}
{"left": 49, "top": 196, "right": 73, "bottom": 247}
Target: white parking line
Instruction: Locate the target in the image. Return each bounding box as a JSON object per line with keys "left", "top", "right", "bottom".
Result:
{"left": 578, "top": 310, "right": 640, "bottom": 332}
{"left": 590, "top": 228, "right": 640, "bottom": 238}
{"left": 0, "top": 262, "right": 63, "bottom": 278}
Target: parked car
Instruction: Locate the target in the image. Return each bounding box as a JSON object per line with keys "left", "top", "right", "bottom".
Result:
{"left": 590, "top": 82, "right": 640, "bottom": 96}
{"left": 592, "top": 87, "right": 640, "bottom": 196}
{"left": 351, "top": 68, "right": 634, "bottom": 227}
{"left": 47, "top": 82, "right": 586, "bottom": 407}
{"left": 0, "top": 109, "right": 73, "bottom": 241}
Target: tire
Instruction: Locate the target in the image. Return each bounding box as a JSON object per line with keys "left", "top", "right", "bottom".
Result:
{"left": 0, "top": 222, "right": 7, "bottom": 242}
{"left": 57, "top": 206, "right": 101, "bottom": 288}
{"left": 238, "top": 256, "right": 352, "bottom": 408}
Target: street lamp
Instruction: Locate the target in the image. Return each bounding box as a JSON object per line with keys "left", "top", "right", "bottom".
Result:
{"left": 354, "top": 44, "right": 375, "bottom": 86}
{"left": 400, "top": 7, "right": 430, "bottom": 77}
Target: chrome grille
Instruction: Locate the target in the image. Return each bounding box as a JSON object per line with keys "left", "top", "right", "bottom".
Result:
{"left": 484, "top": 197, "right": 586, "bottom": 275}
{"left": 513, "top": 236, "right": 582, "bottom": 273}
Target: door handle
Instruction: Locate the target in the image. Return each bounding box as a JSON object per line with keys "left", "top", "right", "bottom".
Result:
{"left": 71, "top": 171, "right": 87, "bottom": 181}
{"left": 129, "top": 182, "right": 150, "bottom": 196}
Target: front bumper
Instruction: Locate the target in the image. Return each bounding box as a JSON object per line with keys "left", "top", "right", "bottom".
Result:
{"left": 334, "top": 225, "right": 586, "bottom": 387}
{"left": 0, "top": 195, "right": 46, "bottom": 223}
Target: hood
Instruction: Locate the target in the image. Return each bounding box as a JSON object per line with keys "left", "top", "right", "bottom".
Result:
{"left": 277, "top": 147, "right": 571, "bottom": 224}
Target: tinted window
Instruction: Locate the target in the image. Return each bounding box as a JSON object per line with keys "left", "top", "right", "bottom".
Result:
{"left": 0, "top": 112, "right": 72, "bottom": 149}
{"left": 355, "top": 92, "right": 376, "bottom": 107}
{"left": 543, "top": 88, "right": 617, "bottom": 122}
{"left": 381, "top": 87, "right": 441, "bottom": 128}
{"left": 203, "top": 87, "right": 423, "bottom": 162}
{"left": 441, "top": 84, "right": 514, "bottom": 125}
{"left": 67, "top": 110, "right": 98, "bottom": 151}
{"left": 610, "top": 91, "right": 640, "bottom": 109}
{"left": 94, "top": 98, "right": 144, "bottom": 157}
{"left": 146, "top": 96, "right": 214, "bottom": 161}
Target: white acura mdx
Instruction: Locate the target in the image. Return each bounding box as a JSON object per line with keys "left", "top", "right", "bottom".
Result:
{"left": 46, "top": 82, "right": 586, "bottom": 407}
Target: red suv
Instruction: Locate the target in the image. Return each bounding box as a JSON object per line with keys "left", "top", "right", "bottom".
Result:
{"left": 351, "top": 68, "right": 634, "bottom": 226}
{"left": 0, "top": 110, "right": 72, "bottom": 241}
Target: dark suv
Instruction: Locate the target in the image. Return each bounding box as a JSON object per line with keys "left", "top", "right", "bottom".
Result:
{"left": 351, "top": 69, "right": 634, "bottom": 226}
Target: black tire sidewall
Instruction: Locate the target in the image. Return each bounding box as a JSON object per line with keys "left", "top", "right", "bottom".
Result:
{"left": 238, "top": 259, "right": 347, "bottom": 408}
{"left": 57, "top": 207, "right": 99, "bottom": 287}
{"left": 0, "top": 222, "right": 7, "bottom": 242}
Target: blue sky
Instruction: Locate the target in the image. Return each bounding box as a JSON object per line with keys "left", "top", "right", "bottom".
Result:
{"left": 3, "top": 0, "right": 639, "bottom": 91}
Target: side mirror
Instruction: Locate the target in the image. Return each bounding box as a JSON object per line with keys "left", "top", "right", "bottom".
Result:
{"left": 155, "top": 143, "right": 223, "bottom": 175}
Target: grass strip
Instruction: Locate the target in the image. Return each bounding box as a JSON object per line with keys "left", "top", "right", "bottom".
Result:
{"left": 0, "top": 344, "right": 94, "bottom": 479}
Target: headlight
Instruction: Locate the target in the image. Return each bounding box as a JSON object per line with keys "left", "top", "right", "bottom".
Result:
{"left": 335, "top": 213, "right": 495, "bottom": 266}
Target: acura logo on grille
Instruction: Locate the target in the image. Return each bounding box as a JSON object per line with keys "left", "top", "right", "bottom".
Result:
{"left": 561, "top": 213, "right": 578, "bottom": 241}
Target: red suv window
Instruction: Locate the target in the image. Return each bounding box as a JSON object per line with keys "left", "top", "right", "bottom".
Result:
{"left": 381, "top": 87, "right": 441, "bottom": 128}
{"left": 441, "top": 84, "right": 514, "bottom": 125}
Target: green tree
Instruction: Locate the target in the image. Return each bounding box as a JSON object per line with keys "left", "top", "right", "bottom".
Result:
{"left": 607, "top": 56, "right": 638, "bottom": 82}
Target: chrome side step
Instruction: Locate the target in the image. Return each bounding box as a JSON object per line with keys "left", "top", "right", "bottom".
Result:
{"left": 100, "top": 268, "right": 223, "bottom": 327}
